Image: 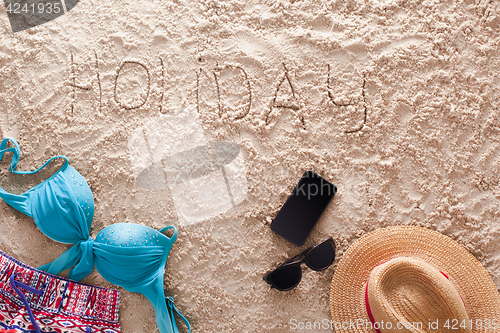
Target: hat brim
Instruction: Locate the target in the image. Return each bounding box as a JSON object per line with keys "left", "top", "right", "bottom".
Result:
{"left": 330, "top": 226, "right": 500, "bottom": 332}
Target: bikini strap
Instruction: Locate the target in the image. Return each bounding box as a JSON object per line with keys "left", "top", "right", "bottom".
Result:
{"left": 0, "top": 138, "right": 21, "bottom": 172}
{"left": 147, "top": 225, "right": 190, "bottom": 333}
{"left": 159, "top": 226, "right": 178, "bottom": 243}
{"left": 152, "top": 271, "right": 192, "bottom": 333}
{"left": 0, "top": 138, "right": 70, "bottom": 217}
{"left": 0, "top": 138, "right": 30, "bottom": 215}
{"left": 166, "top": 297, "right": 191, "bottom": 333}
{"left": 0, "top": 137, "right": 69, "bottom": 175}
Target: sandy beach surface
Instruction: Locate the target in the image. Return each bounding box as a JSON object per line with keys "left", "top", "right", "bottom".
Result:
{"left": 1, "top": 0, "right": 500, "bottom": 332}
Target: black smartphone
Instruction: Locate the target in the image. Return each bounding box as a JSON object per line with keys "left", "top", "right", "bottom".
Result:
{"left": 270, "top": 171, "right": 337, "bottom": 246}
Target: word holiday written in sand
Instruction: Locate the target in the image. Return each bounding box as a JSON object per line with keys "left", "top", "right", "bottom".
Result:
{"left": 69, "top": 54, "right": 368, "bottom": 133}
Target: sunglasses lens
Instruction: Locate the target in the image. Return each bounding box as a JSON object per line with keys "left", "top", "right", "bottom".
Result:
{"left": 268, "top": 265, "right": 301, "bottom": 290}
{"left": 305, "top": 241, "right": 335, "bottom": 271}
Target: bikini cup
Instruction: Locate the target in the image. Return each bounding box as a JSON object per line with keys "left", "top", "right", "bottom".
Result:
{"left": 94, "top": 224, "right": 189, "bottom": 333}
{"left": 0, "top": 138, "right": 190, "bottom": 333}
{"left": 0, "top": 138, "right": 94, "bottom": 246}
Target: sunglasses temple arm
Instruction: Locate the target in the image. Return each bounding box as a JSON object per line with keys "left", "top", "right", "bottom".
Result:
{"left": 266, "top": 238, "right": 336, "bottom": 273}
{"left": 287, "top": 238, "right": 335, "bottom": 264}
{"left": 283, "top": 247, "right": 311, "bottom": 265}
{"left": 265, "top": 249, "right": 308, "bottom": 276}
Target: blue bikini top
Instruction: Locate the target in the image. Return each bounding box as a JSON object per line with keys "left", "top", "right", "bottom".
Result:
{"left": 0, "top": 138, "right": 190, "bottom": 333}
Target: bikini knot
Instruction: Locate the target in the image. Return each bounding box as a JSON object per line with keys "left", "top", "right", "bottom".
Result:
{"left": 38, "top": 237, "right": 95, "bottom": 282}
{"left": 69, "top": 238, "right": 95, "bottom": 281}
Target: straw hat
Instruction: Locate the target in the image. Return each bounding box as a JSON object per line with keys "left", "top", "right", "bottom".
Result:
{"left": 330, "top": 226, "right": 500, "bottom": 332}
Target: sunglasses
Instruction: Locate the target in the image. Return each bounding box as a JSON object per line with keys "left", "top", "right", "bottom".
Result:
{"left": 264, "top": 238, "right": 336, "bottom": 291}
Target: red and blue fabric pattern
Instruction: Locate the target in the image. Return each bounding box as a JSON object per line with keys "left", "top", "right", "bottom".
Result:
{"left": 0, "top": 250, "right": 120, "bottom": 333}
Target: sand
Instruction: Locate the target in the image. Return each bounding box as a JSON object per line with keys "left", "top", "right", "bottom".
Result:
{"left": 1, "top": 0, "right": 500, "bottom": 331}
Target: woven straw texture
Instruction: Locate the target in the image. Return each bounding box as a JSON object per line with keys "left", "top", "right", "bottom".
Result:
{"left": 367, "top": 257, "right": 471, "bottom": 333}
{"left": 330, "top": 226, "right": 500, "bottom": 332}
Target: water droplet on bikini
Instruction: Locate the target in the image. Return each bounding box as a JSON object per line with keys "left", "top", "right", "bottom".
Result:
{"left": 129, "top": 236, "right": 132, "bottom": 240}
{"left": 134, "top": 243, "right": 136, "bottom": 246}
{"left": 120, "top": 226, "right": 123, "bottom": 230}
{"left": 74, "top": 181, "right": 77, "bottom": 184}
{"left": 146, "top": 230, "right": 149, "bottom": 233}
{"left": 117, "top": 236, "right": 120, "bottom": 239}
{"left": 80, "top": 183, "right": 83, "bottom": 186}
{"left": 111, "top": 230, "right": 114, "bottom": 233}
